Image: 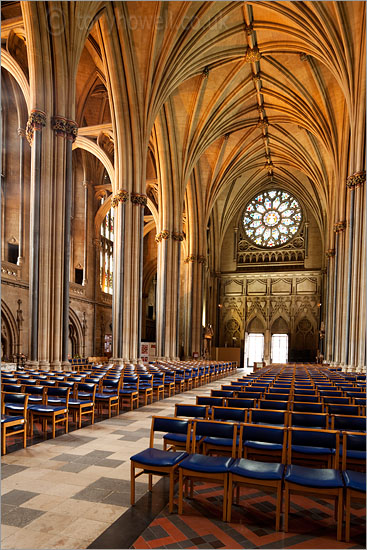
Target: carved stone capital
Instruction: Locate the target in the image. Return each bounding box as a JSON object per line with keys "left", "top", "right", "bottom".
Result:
{"left": 172, "top": 232, "right": 184, "bottom": 242}
{"left": 111, "top": 189, "right": 129, "bottom": 208}
{"left": 202, "top": 66, "right": 209, "bottom": 78}
{"left": 184, "top": 254, "right": 197, "bottom": 263}
{"left": 131, "top": 193, "right": 147, "bottom": 206}
{"left": 333, "top": 221, "right": 346, "bottom": 233}
{"left": 245, "top": 47, "right": 261, "bottom": 63}
{"left": 17, "top": 128, "right": 26, "bottom": 138}
{"left": 346, "top": 171, "right": 365, "bottom": 189}
{"left": 65, "top": 120, "right": 78, "bottom": 142}
{"left": 52, "top": 116, "right": 67, "bottom": 137}
{"left": 26, "top": 109, "right": 46, "bottom": 145}
{"left": 325, "top": 249, "right": 335, "bottom": 258}
{"left": 155, "top": 230, "right": 170, "bottom": 243}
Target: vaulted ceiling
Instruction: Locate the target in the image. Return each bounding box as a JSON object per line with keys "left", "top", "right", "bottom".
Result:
{"left": 2, "top": 1, "right": 365, "bottom": 251}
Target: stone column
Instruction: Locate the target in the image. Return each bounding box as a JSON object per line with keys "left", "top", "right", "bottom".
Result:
{"left": 325, "top": 249, "right": 335, "bottom": 362}
{"left": 333, "top": 220, "right": 346, "bottom": 365}
{"left": 111, "top": 190, "right": 128, "bottom": 362}
{"left": 156, "top": 230, "right": 184, "bottom": 359}
{"left": 26, "top": 110, "right": 46, "bottom": 365}
{"left": 233, "top": 227, "right": 238, "bottom": 261}
{"left": 82, "top": 181, "right": 89, "bottom": 285}
{"left": 17, "top": 128, "right": 26, "bottom": 266}
{"left": 61, "top": 120, "right": 78, "bottom": 366}
{"left": 346, "top": 172, "right": 366, "bottom": 370}
{"left": 131, "top": 193, "right": 146, "bottom": 361}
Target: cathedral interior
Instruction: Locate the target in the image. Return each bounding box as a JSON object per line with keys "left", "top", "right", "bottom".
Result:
{"left": 0, "top": 2, "right": 366, "bottom": 549}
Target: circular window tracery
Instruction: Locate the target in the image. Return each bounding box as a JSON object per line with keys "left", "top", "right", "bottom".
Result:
{"left": 243, "top": 190, "right": 302, "bottom": 248}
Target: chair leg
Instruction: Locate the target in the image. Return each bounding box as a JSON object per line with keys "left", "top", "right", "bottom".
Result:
{"left": 130, "top": 462, "right": 136, "bottom": 505}
{"left": 1, "top": 426, "right": 6, "bottom": 455}
{"left": 345, "top": 490, "right": 351, "bottom": 542}
{"left": 223, "top": 475, "right": 228, "bottom": 522}
{"left": 148, "top": 474, "right": 153, "bottom": 491}
{"left": 65, "top": 415, "right": 69, "bottom": 434}
{"left": 227, "top": 474, "right": 233, "bottom": 523}
{"left": 178, "top": 469, "right": 184, "bottom": 514}
{"left": 52, "top": 418, "right": 56, "bottom": 439}
{"left": 275, "top": 483, "right": 282, "bottom": 531}
{"left": 284, "top": 485, "right": 290, "bottom": 532}
{"left": 23, "top": 424, "right": 27, "bottom": 449}
{"left": 337, "top": 488, "right": 343, "bottom": 541}
{"left": 169, "top": 471, "right": 174, "bottom": 513}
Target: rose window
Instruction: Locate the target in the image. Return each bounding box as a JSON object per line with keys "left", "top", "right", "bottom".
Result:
{"left": 243, "top": 190, "right": 302, "bottom": 248}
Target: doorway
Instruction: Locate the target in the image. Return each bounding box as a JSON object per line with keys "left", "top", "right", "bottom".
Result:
{"left": 271, "top": 333, "right": 288, "bottom": 364}
{"left": 246, "top": 333, "right": 264, "bottom": 366}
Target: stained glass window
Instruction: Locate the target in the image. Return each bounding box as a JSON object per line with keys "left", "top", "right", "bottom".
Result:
{"left": 100, "top": 198, "right": 114, "bottom": 294}
{"left": 243, "top": 190, "right": 302, "bottom": 248}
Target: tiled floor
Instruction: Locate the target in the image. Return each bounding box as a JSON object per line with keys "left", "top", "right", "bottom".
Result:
{"left": 1, "top": 370, "right": 366, "bottom": 550}
{"left": 1, "top": 372, "right": 240, "bottom": 549}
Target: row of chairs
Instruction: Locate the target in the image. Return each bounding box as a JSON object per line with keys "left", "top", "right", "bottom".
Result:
{"left": 168, "top": 402, "right": 366, "bottom": 436}
{"left": 130, "top": 416, "right": 366, "bottom": 541}
{"left": 206, "top": 392, "right": 366, "bottom": 415}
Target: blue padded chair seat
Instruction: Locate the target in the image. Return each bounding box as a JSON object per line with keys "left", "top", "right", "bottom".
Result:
{"left": 230, "top": 458, "right": 284, "bottom": 480}
{"left": 64, "top": 398, "right": 93, "bottom": 406}
{"left": 203, "top": 436, "right": 240, "bottom": 447}
{"left": 47, "top": 398, "right": 63, "bottom": 405}
{"left": 343, "top": 470, "right": 366, "bottom": 492}
{"left": 5, "top": 404, "right": 31, "bottom": 412}
{"left": 244, "top": 440, "right": 283, "bottom": 452}
{"left": 120, "top": 389, "right": 137, "bottom": 394}
{"left": 27, "top": 396, "right": 43, "bottom": 403}
{"left": 95, "top": 393, "right": 118, "bottom": 399}
{"left": 292, "top": 445, "right": 335, "bottom": 455}
{"left": 130, "top": 447, "right": 188, "bottom": 467}
{"left": 78, "top": 392, "right": 94, "bottom": 398}
{"left": 163, "top": 433, "right": 201, "bottom": 443}
{"left": 285, "top": 464, "right": 343, "bottom": 488}
{"left": 29, "top": 405, "right": 66, "bottom": 413}
{"left": 1, "top": 415, "right": 25, "bottom": 424}
{"left": 339, "top": 449, "right": 366, "bottom": 459}
{"left": 179, "top": 453, "right": 234, "bottom": 473}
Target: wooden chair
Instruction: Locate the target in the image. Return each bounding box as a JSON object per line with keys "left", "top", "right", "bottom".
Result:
{"left": 68, "top": 382, "right": 96, "bottom": 428}
{"left": 178, "top": 420, "right": 237, "bottom": 521}
{"left": 29, "top": 387, "right": 70, "bottom": 438}
{"left": 163, "top": 404, "right": 208, "bottom": 451}
{"left": 227, "top": 423, "right": 285, "bottom": 530}
{"left": 138, "top": 374, "right": 153, "bottom": 406}
{"left": 130, "top": 416, "right": 191, "bottom": 513}
{"left": 284, "top": 430, "right": 344, "bottom": 540}
{"left": 1, "top": 393, "right": 28, "bottom": 454}
{"left": 341, "top": 432, "right": 366, "bottom": 542}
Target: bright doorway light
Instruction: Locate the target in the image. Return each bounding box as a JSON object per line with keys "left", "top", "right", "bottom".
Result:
{"left": 247, "top": 333, "right": 264, "bottom": 366}
{"left": 271, "top": 334, "right": 288, "bottom": 363}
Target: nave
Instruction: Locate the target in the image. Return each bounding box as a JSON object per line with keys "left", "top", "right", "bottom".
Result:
{"left": 1, "top": 364, "right": 365, "bottom": 550}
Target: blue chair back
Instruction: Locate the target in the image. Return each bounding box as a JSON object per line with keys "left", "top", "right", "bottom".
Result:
{"left": 327, "top": 404, "right": 360, "bottom": 416}
{"left": 290, "top": 428, "right": 338, "bottom": 449}
{"left": 2, "top": 384, "right": 23, "bottom": 393}
{"left": 292, "top": 402, "right": 323, "bottom": 413}
{"left": 211, "top": 390, "right": 234, "bottom": 397}
{"left": 152, "top": 416, "right": 190, "bottom": 440}
{"left": 259, "top": 400, "right": 288, "bottom": 411}
{"left": 242, "top": 423, "right": 285, "bottom": 444}
{"left": 46, "top": 387, "right": 70, "bottom": 398}
{"left": 175, "top": 404, "right": 207, "bottom": 418}
{"left": 4, "top": 392, "right": 28, "bottom": 404}
{"left": 290, "top": 412, "right": 328, "bottom": 428}
{"left": 212, "top": 406, "right": 246, "bottom": 423}
{"left": 293, "top": 394, "right": 319, "bottom": 402}
{"left": 332, "top": 415, "right": 366, "bottom": 432}
{"left": 250, "top": 409, "right": 287, "bottom": 425}
{"left": 23, "top": 385, "right": 45, "bottom": 395}
{"left": 227, "top": 397, "right": 255, "bottom": 409}
{"left": 264, "top": 393, "right": 289, "bottom": 401}
{"left": 237, "top": 391, "right": 262, "bottom": 399}
{"left": 196, "top": 396, "right": 224, "bottom": 407}
{"left": 194, "top": 419, "right": 236, "bottom": 439}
